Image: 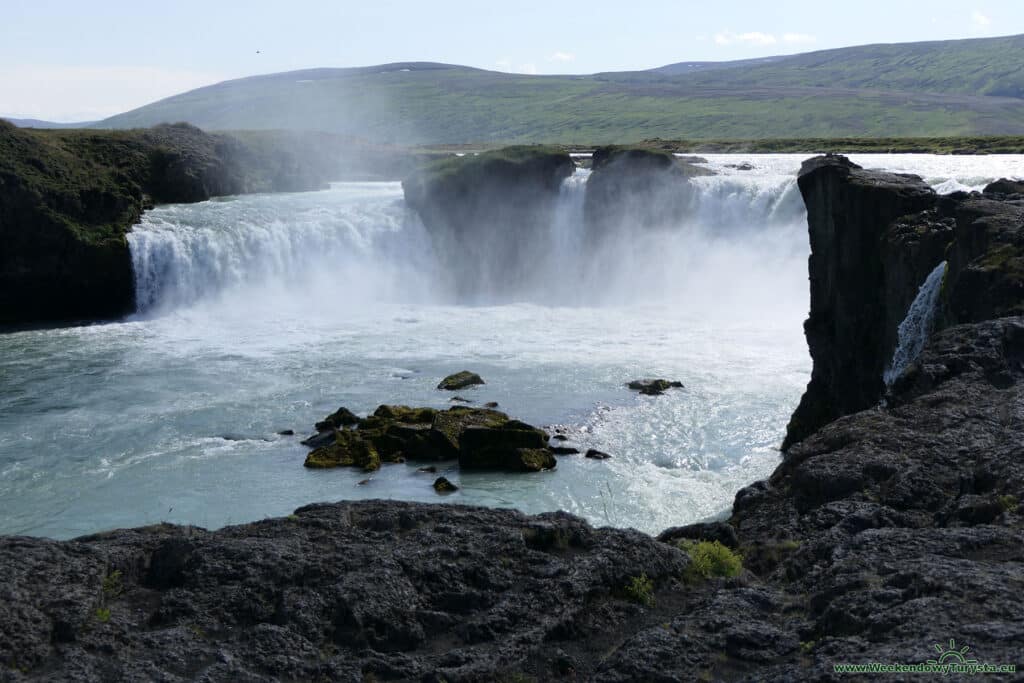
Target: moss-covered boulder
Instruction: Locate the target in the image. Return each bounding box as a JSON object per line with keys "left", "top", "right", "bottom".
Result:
{"left": 437, "top": 371, "right": 485, "bottom": 390}
{"left": 314, "top": 406, "right": 360, "bottom": 431}
{"left": 304, "top": 430, "right": 383, "bottom": 471}
{"left": 302, "top": 403, "right": 555, "bottom": 472}
{"left": 433, "top": 477, "right": 459, "bottom": 493}
{"left": 430, "top": 406, "right": 509, "bottom": 454}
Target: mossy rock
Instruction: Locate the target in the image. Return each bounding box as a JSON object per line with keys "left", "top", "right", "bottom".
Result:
{"left": 373, "top": 405, "right": 438, "bottom": 423}
{"left": 433, "top": 476, "right": 459, "bottom": 493}
{"left": 460, "top": 425, "right": 548, "bottom": 453}
{"left": 430, "top": 407, "right": 509, "bottom": 452}
{"left": 303, "top": 403, "right": 555, "bottom": 473}
{"left": 315, "top": 406, "right": 360, "bottom": 431}
{"left": 304, "top": 430, "right": 381, "bottom": 471}
{"left": 437, "top": 371, "right": 485, "bottom": 391}
{"left": 460, "top": 446, "right": 556, "bottom": 472}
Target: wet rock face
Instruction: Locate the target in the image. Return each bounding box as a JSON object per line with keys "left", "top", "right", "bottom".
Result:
{"left": 401, "top": 147, "right": 574, "bottom": 298}
{"left": 583, "top": 146, "right": 713, "bottom": 236}
{"left": 784, "top": 155, "right": 938, "bottom": 449}
{"left": 0, "top": 502, "right": 696, "bottom": 682}
{"left": 786, "top": 156, "right": 1024, "bottom": 450}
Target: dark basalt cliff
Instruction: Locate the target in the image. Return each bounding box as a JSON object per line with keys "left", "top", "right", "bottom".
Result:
{"left": 783, "top": 156, "right": 939, "bottom": 449}
{"left": 0, "top": 122, "right": 418, "bottom": 326}
{"left": 3, "top": 155, "right": 1023, "bottom": 680}
{"left": 402, "top": 146, "right": 575, "bottom": 297}
{"left": 784, "top": 155, "right": 1024, "bottom": 449}
{"left": 583, "top": 146, "right": 713, "bottom": 235}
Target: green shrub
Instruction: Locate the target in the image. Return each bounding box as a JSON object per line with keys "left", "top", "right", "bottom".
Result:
{"left": 95, "top": 607, "right": 111, "bottom": 623}
{"left": 998, "top": 494, "right": 1018, "bottom": 513}
{"left": 680, "top": 540, "right": 743, "bottom": 582}
{"left": 624, "top": 573, "right": 655, "bottom": 606}
{"left": 101, "top": 570, "right": 123, "bottom": 598}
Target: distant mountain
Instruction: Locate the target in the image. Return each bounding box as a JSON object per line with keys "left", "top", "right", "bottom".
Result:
{"left": 94, "top": 35, "right": 1024, "bottom": 144}
{"left": 4, "top": 118, "right": 97, "bottom": 129}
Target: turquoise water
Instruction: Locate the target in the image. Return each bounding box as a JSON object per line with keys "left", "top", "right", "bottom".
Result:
{"left": 2, "top": 154, "right": 1019, "bottom": 539}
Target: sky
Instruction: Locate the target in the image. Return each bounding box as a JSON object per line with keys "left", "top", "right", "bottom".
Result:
{"left": 2, "top": 0, "right": 1022, "bottom": 121}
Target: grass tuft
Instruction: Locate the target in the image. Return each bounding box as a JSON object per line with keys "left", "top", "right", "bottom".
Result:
{"left": 680, "top": 540, "right": 744, "bottom": 582}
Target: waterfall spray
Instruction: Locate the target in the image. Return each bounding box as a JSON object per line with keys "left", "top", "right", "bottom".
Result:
{"left": 126, "top": 169, "right": 807, "bottom": 316}
{"left": 884, "top": 261, "right": 948, "bottom": 386}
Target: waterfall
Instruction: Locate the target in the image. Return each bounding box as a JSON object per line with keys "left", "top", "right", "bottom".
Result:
{"left": 128, "top": 185, "right": 440, "bottom": 314}
{"left": 127, "top": 168, "right": 808, "bottom": 317}
{"left": 884, "top": 261, "right": 948, "bottom": 386}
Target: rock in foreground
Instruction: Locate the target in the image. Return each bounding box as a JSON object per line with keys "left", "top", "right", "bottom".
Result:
{"left": 0, "top": 501, "right": 695, "bottom": 682}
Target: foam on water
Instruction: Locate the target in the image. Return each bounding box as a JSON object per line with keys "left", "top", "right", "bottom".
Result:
{"left": 2, "top": 154, "right": 1022, "bottom": 539}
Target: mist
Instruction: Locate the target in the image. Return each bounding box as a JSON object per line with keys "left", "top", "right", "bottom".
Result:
{"left": 130, "top": 160, "right": 810, "bottom": 327}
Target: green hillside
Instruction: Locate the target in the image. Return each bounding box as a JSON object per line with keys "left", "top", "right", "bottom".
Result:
{"left": 95, "top": 35, "right": 1024, "bottom": 145}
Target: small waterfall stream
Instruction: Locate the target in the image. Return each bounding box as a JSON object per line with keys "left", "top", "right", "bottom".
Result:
{"left": 884, "top": 260, "right": 948, "bottom": 386}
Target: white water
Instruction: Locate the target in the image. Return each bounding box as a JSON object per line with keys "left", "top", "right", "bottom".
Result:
{"left": 2, "top": 154, "right": 1022, "bottom": 539}
{"left": 884, "top": 260, "right": 949, "bottom": 386}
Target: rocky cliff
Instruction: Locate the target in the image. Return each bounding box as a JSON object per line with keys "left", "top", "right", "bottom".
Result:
{"left": 0, "top": 123, "right": 420, "bottom": 326}
{"left": 402, "top": 146, "right": 575, "bottom": 298}
{"left": 784, "top": 155, "right": 1024, "bottom": 449}
{"left": 3, "top": 155, "right": 1023, "bottom": 680}
{"left": 583, "top": 146, "right": 713, "bottom": 235}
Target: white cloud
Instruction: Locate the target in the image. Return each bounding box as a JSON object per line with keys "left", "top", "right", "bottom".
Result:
{"left": 714, "top": 31, "right": 778, "bottom": 46}
{"left": 972, "top": 10, "right": 991, "bottom": 26}
{"left": 0, "top": 65, "right": 224, "bottom": 122}
{"left": 714, "top": 31, "right": 817, "bottom": 47}
{"left": 783, "top": 33, "right": 817, "bottom": 44}
{"left": 517, "top": 63, "right": 538, "bottom": 75}
{"left": 495, "top": 58, "right": 513, "bottom": 71}
{"left": 547, "top": 51, "right": 575, "bottom": 63}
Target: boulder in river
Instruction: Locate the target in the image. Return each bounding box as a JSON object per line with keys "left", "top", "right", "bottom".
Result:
{"left": 983, "top": 178, "right": 1024, "bottom": 195}
{"left": 437, "top": 371, "right": 485, "bottom": 390}
{"left": 314, "top": 406, "right": 360, "bottom": 431}
{"left": 304, "top": 430, "right": 382, "bottom": 471}
{"left": 627, "top": 379, "right": 684, "bottom": 395}
{"left": 585, "top": 449, "right": 612, "bottom": 460}
{"left": 303, "top": 403, "right": 556, "bottom": 473}
{"left": 432, "top": 476, "right": 459, "bottom": 493}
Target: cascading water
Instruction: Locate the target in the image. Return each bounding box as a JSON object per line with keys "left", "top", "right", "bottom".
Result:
{"left": 11, "top": 154, "right": 1019, "bottom": 540}
{"left": 127, "top": 164, "right": 808, "bottom": 315}
{"left": 884, "top": 260, "right": 948, "bottom": 386}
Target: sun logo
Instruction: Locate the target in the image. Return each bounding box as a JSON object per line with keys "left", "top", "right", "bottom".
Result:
{"left": 927, "top": 639, "right": 979, "bottom": 666}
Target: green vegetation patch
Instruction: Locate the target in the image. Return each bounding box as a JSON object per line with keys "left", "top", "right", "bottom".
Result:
{"left": 680, "top": 540, "right": 744, "bottom": 582}
{"left": 624, "top": 573, "right": 655, "bottom": 606}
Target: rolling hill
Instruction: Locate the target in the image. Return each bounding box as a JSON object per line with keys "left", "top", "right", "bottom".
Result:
{"left": 95, "top": 34, "right": 1024, "bottom": 145}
